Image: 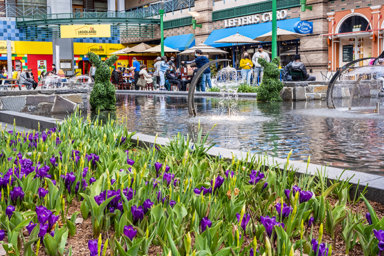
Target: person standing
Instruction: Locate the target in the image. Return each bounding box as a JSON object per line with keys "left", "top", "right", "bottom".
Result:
{"left": 159, "top": 56, "right": 170, "bottom": 90}
{"left": 183, "top": 49, "right": 211, "bottom": 91}
{"left": 89, "top": 64, "right": 96, "bottom": 80}
{"left": 239, "top": 52, "right": 253, "bottom": 85}
{"left": 51, "top": 64, "right": 57, "bottom": 75}
{"left": 252, "top": 45, "right": 270, "bottom": 85}
{"left": 153, "top": 56, "right": 162, "bottom": 88}
{"left": 132, "top": 57, "right": 141, "bottom": 89}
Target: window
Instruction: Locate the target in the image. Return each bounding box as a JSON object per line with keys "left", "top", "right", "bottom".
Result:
{"left": 338, "top": 16, "right": 371, "bottom": 33}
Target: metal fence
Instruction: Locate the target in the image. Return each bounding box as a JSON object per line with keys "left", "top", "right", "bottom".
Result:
{"left": 126, "top": 0, "right": 195, "bottom": 18}
{"left": 0, "top": 3, "right": 49, "bottom": 17}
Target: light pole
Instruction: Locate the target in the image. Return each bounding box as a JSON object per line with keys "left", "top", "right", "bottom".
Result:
{"left": 271, "top": 0, "right": 277, "bottom": 59}
{"left": 160, "top": 8, "right": 164, "bottom": 57}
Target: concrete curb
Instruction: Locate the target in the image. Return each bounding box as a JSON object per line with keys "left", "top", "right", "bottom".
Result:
{"left": 1, "top": 111, "right": 383, "bottom": 204}
{"left": 116, "top": 90, "right": 257, "bottom": 98}
{"left": 0, "top": 88, "right": 89, "bottom": 97}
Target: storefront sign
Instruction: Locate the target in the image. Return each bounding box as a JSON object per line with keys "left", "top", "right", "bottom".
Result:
{"left": 60, "top": 24, "right": 111, "bottom": 38}
{"left": 342, "top": 45, "right": 354, "bottom": 62}
{"left": 37, "top": 60, "right": 47, "bottom": 76}
{"left": 224, "top": 10, "right": 288, "bottom": 28}
{"left": 294, "top": 20, "right": 313, "bottom": 34}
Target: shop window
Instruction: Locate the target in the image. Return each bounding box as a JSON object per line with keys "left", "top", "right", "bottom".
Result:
{"left": 339, "top": 16, "right": 371, "bottom": 33}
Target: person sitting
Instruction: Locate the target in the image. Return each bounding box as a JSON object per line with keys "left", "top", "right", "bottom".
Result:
{"left": 166, "top": 70, "right": 181, "bottom": 91}
{"left": 111, "top": 68, "right": 120, "bottom": 86}
{"left": 137, "top": 64, "right": 153, "bottom": 90}
{"left": 19, "top": 68, "right": 37, "bottom": 90}
{"left": 283, "top": 55, "right": 316, "bottom": 81}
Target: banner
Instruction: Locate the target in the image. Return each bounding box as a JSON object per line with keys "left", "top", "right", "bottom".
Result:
{"left": 60, "top": 24, "right": 111, "bottom": 38}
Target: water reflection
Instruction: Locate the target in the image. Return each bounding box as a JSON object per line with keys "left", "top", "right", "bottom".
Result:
{"left": 115, "top": 94, "right": 384, "bottom": 174}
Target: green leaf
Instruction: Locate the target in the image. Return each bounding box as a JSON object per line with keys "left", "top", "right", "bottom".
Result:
{"left": 362, "top": 195, "right": 379, "bottom": 225}
{"left": 43, "top": 234, "right": 59, "bottom": 256}
{"left": 150, "top": 204, "right": 163, "bottom": 223}
{"left": 80, "top": 201, "right": 89, "bottom": 219}
{"left": 167, "top": 231, "right": 181, "bottom": 256}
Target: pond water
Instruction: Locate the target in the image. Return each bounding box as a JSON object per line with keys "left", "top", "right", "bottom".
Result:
{"left": 115, "top": 94, "right": 384, "bottom": 175}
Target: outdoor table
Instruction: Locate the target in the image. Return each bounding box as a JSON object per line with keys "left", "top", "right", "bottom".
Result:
{"left": 0, "top": 78, "right": 18, "bottom": 90}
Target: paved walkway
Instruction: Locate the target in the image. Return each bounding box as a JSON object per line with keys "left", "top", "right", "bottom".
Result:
{"left": 0, "top": 121, "right": 30, "bottom": 132}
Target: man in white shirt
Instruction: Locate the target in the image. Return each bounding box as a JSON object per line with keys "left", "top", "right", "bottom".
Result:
{"left": 252, "top": 45, "right": 270, "bottom": 85}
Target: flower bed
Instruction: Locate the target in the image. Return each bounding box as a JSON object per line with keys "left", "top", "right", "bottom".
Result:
{"left": 0, "top": 114, "right": 383, "bottom": 256}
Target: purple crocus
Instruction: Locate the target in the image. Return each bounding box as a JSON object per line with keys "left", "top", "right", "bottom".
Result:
{"left": 127, "top": 158, "right": 135, "bottom": 166}
{"left": 82, "top": 167, "right": 89, "bottom": 178}
{"left": 275, "top": 203, "right": 293, "bottom": 219}
{"left": 131, "top": 205, "right": 144, "bottom": 223}
{"left": 123, "top": 188, "right": 134, "bottom": 201}
{"left": 26, "top": 221, "right": 37, "bottom": 234}
{"left": 308, "top": 217, "right": 315, "bottom": 228}
{"left": 124, "top": 225, "right": 137, "bottom": 241}
{"left": 202, "top": 187, "right": 212, "bottom": 195}
{"left": 374, "top": 229, "right": 384, "bottom": 252}
{"left": 201, "top": 217, "right": 212, "bottom": 232}
{"left": 311, "top": 239, "right": 329, "bottom": 256}
{"left": 38, "top": 223, "right": 49, "bottom": 238}
{"left": 38, "top": 188, "right": 49, "bottom": 199}
{"left": 194, "top": 188, "right": 202, "bottom": 195}
{"left": 299, "top": 190, "right": 313, "bottom": 203}
{"left": 366, "top": 213, "right": 372, "bottom": 225}
{"left": 170, "top": 200, "right": 176, "bottom": 208}
{"left": 163, "top": 172, "right": 174, "bottom": 187}
{"left": 155, "top": 162, "right": 162, "bottom": 177}
{"left": 262, "top": 182, "right": 268, "bottom": 191}
{"left": 225, "top": 170, "right": 234, "bottom": 178}
{"left": 6, "top": 205, "right": 15, "bottom": 219}
{"left": 88, "top": 239, "right": 102, "bottom": 256}
{"left": 0, "top": 230, "right": 5, "bottom": 241}
{"left": 89, "top": 177, "right": 96, "bottom": 184}
{"left": 236, "top": 213, "right": 251, "bottom": 231}
{"left": 143, "top": 199, "right": 154, "bottom": 213}
{"left": 10, "top": 186, "right": 24, "bottom": 201}
{"left": 260, "top": 216, "right": 284, "bottom": 237}
{"left": 249, "top": 170, "right": 264, "bottom": 185}
{"left": 212, "top": 176, "right": 225, "bottom": 192}
{"left": 48, "top": 214, "right": 59, "bottom": 230}
{"left": 36, "top": 205, "right": 52, "bottom": 224}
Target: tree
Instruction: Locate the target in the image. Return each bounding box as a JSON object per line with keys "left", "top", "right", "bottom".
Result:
{"left": 256, "top": 57, "right": 284, "bottom": 102}
{"left": 88, "top": 52, "right": 118, "bottom": 111}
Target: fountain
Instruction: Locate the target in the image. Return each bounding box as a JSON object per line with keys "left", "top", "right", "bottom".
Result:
{"left": 39, "top": 75, "right": 93, "bottom": 90}
{"left": 214, "top": 66, "right": 240, "bottom": 116}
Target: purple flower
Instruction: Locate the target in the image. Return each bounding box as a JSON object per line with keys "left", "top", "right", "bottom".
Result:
{"left": 202, "top": 187, "right": 212, "bottom": 195}
{"left": 165, "top": 166, "right": 170, "bottom": 173}
{"left": 225, "top": 170, "right": 234, "bottom": 178}
{"left": 6, "top": 205, "right": 15, "bottom": 219}
{"left": 127, "top": 158, "right": 135, "bottom": 166}
{"left": 262, "top": 182, "right": 268, "bottom": 191}
{"left": 124, "top": 225, "right": 137, "bottom": 241}
{"left": 212, "top": 176, "right": 225, "bottom": 192}
{"left": 155, "top": 162, "right": 162, "bottom": 177}
{"left": 236, "top": 213, "right": 251, "bottom": 232}
{"left": 250, "top": 248, "right": 254, "bottom": 256}
{"left": 285, "top": 185, "right": 302, "bottom": 200}
{"left": 194, "top": 188, "right": 202, "bottom": 195}
{"left": 275, "top": 203, "right": 293, "bottom": 219}
{"left": 163, "top": 173, "right": 174, "bottom": 186}
{"left": 249, "top": 170, "right": 264, "bottom": 185}
{"left": 38, "top": 188, "right": 49, "bottom": 198}
{"left": 88, "top": 239, "right": 102, "bottom": 256}
{"left": 38, "top": 223, "right": 49, "bottom": 238}
{"left": 308, "top": 217, "right": 314, "bottom": 228}
{"left": 131, "top": 205, "right": 144, "bottom": 223}
{"left": 123, "top": 188, "right": 134, "bottom": 201}
{"left": 36, "top": 205, "right": 52, "bottom": 224}
{"left": 36, "top": 165, "right": 50, "bottom": 179}
{"left": 82, "top": 179, "right": 88, "bottom": 190}
{"left": 143, "top": 199, "right": 154, "bottom": 213}
{"left": 260, "top": 216, "right": 284, "bottom": 237}
{"left": 50, "top": 156, "right": 57, "bottom": 167}
{"left": 170, "top": 200, "right": 176, "bottom": 208}
{"left": 89, "top": 177, "right": 96, "bottom": 184}
{"left": 200, "top": 217, "right": 212, "bottom": 232}
{"left": 48, "top": 214, "right": 59, "bottom": 230}
{"left": 311, "top": 239, "right": 329, "bottom": 256}
{"left": 26, "top": 221, "right": 37, "bottom": 234}
{"left": 0, "top": 230, "right": 5, "bottom": 241}
{"left": 299, "top": 190, "right": 313, "bottom": 203}
{"left": 82, "top": 167, "right": 89, "bottom": 178}
{"left": 173, "top": 179, "right": 179, "bottom": 187}
{"left": 10, "top": 186, "right": 24, "bottom": 201}
{"left": 374, "top": 229, "right": 384, "bottom": 251}
{"left": 366, "top": 212, "right": 372, "bottom": 225}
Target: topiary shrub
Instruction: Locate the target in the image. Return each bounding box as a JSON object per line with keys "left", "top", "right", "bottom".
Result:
{"left": 88, "top": 52, "right": 118, "bottom": 111}
{"left": 256, "top": 57, "right": 284, "bottom": 102}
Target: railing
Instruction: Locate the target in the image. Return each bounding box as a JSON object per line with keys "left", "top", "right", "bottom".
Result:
{"left": 126, "top": 0, "right": 195, "bottom": 18}
{"left": 0, "top": 3, "right": 49, "bottom": 17}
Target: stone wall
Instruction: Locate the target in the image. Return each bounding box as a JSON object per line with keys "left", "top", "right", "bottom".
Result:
{"left": 0, "top": 93, "right": 88, "bottom": 115}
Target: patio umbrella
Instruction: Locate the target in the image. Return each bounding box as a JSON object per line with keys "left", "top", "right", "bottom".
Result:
{"left": 255, "top": 28, "right": 303, "bottom": 41}
{"left": 144, "top": 45, "right": 179, "bottom": 53}
{"left": 111, "top": 49, "right": 129, "bottom": 55}
{"left": 214, "top": 32, "right": 259, "bottom": 67}
{"left": 179, "top": 44, "right": 228, "bottom": 55}
{"left": 129, "top": 43, "right": 152, "bottom": 53}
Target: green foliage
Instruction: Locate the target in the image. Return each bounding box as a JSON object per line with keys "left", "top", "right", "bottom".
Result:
{"left": 208, "top": 87, "right": 221, "bottom": 92}
{"left": 256, "top": 57, "right": 284, "bottom": 102}
{"left": 237, "top": 83, "right": 258, "bottom": 93}
{"left": 88, "top": 52, "right": 118, "bottom": 111}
